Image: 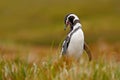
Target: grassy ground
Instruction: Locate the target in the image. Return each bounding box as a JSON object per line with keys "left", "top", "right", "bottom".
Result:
{"left": 0, "top": 55, "right": 120, "bottom": 80}
{"left": 0, "top": 0, "right": 120, "bottom": 80}
{"left": 0, "top": 41, "right": 120, "bottom": 80}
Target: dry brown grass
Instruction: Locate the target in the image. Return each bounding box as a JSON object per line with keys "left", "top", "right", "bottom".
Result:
{"left": 0, "top": 41, "right": 120, "bottom": 80}
{"left": 0, "top": 40, "right": 119, "bottom": 63}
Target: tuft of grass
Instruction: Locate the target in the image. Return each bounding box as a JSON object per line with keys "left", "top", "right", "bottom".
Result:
{"left": 0, "top": 55, "right": 120, "bottom": 80}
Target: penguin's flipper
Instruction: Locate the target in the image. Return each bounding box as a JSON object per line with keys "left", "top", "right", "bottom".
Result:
{"left": 62, "top": 36, "right": 70, "bottom": 55}
{"left": 84, "top": 42, "right": 92, "bottom": 61}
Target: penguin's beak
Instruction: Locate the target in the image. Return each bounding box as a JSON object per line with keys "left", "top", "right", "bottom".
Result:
{"left": 64, "top": 25, "right": 67, "bottom": 30}
{"left": 64, "top": 21, "right": 69, "bottom": 30}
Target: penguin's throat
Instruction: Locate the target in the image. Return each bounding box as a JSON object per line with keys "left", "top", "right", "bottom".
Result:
{"left": 70, "top": 25, "right": 73, "bottom": 31}
{"left": 70, "top": 20, "right": 80, "bottom": 31}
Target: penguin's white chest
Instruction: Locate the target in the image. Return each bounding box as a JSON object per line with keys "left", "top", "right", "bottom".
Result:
{"left": 67, "top": 29, "right": 84, "bottom": 59}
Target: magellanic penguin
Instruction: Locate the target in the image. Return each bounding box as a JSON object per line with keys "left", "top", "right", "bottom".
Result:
{"left": 60, "top": 13, "right": 92, "bottom": 61}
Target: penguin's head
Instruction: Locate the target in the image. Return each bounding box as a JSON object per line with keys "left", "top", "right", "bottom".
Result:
{"left": 64, "top": 13, "right": 80, "bottom": 30}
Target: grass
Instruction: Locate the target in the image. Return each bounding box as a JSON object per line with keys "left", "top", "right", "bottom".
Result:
{"left": 0, "top": 41, "right": 120, "bottom": 80}
{"left": 0, "top": 0, "right": 120, "bottom": 80}
{"left": 0, "top": 55, "right": 120, "bottom": 80}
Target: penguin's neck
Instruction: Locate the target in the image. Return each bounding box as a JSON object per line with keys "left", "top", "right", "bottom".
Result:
{"left": 72, "top": 23, "right": 82, "bottom": 31}
{"left": 68, "top": 23, "right": 82, "bottom": 37}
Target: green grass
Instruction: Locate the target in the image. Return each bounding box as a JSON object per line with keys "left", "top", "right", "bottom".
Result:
{"left": 0, "top": 56, "right": 120, "bottom": 80}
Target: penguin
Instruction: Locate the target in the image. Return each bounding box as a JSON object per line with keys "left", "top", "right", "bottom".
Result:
{"left": 61, "top": 13, "right": 92, "bottom": 61}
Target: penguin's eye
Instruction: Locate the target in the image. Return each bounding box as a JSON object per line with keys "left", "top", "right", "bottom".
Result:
{"left": 66, "top": 21, "right": 70, "bottom": 25}
{"left": 66, "top": 21, "right": 69, "bottom": 24}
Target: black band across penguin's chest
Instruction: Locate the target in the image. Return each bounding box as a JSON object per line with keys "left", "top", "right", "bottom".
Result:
{"left": 62, "top": 27, "right": 80, "bottom": 55}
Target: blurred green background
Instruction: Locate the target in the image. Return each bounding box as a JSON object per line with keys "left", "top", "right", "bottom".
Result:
{"left": 0, "top": 0, "right": 120, "bottom": 46}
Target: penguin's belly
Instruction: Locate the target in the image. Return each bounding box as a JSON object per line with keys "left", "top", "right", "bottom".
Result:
{"left": 67, "top": 29, "right": 84, "bottom": 59}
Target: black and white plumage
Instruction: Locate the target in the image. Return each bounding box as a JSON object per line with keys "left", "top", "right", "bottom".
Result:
{"left": 60, "top": 13, "right": 92, "bottom": 61}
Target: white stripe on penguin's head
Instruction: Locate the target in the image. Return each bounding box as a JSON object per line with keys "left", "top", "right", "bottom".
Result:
{"left": 64, "top": 13, "right": 80, "bottom": 30}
